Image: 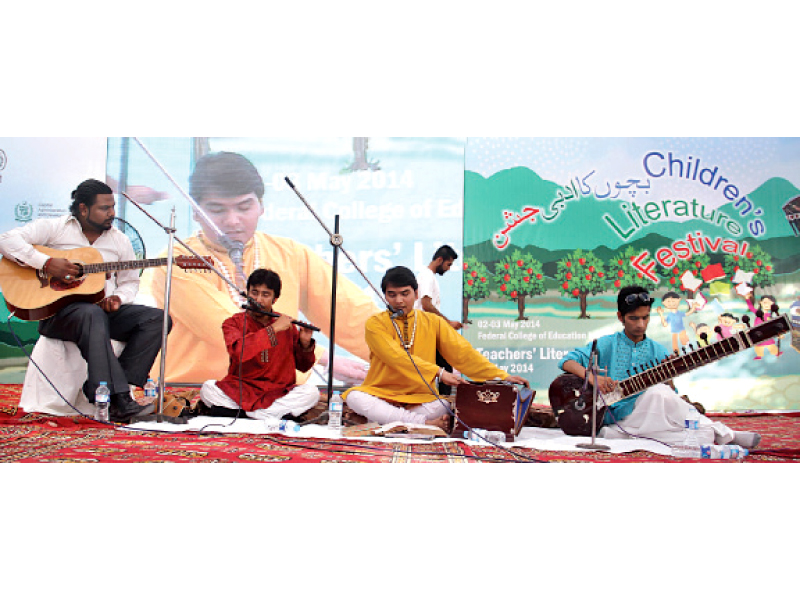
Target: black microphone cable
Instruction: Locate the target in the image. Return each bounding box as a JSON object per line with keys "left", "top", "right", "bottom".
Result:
{"left": 587, "top": 359, "right": 676, "bottom": 452}
{"left": 5, "top": 313, "right": 539, "bottom": 462}
{"left": 386, "top": 311, "right": 546, "bottom": 463}
{"left": 191, "top": 306, "right": 250, "bottom": 433}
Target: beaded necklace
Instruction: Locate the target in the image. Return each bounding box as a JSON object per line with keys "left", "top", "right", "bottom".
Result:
{"left": 199, "top": 232, "right": 261, "bottom": 306}
{"left": 400, "top": 312, "right": 417, "bottom": 350}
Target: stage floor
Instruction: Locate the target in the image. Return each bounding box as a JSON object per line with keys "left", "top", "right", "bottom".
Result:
{"left": 1, "top": 384, "right": 798, "bottom": 463}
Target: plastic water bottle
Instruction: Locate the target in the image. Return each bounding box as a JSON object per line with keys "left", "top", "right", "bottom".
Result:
{"left": 701, "top": 444, "right": 750, "bottom": 460}
{"left": 143, "top": 378, "right": 157, "bottom": 402}
{"left": 94, "top": 381, "right": 110, "bottom": 422}
{"left": 672, "top": 406, "right": 701, "bottom": 458}
{"left": 328, "top": 394, "right": 343, "bottom": 431}
{"left": 264, "top": 418, "right": 301, "bottom": 435}
{"left": 464, "top": 428, "right": 506, "bottom": 444}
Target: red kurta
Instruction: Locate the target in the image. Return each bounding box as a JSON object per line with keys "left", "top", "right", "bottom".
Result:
{"left": 215, "top": 311, "right": 316, "bottom": 411}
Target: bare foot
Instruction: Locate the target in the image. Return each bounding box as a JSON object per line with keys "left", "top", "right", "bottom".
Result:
{"left": 425, "top": 415, "right": 450, "bottom": 431}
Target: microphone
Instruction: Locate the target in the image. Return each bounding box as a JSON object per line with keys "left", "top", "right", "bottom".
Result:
{"left": 389, "top": 308, "right": 405, "bottom": 319}
{"left": 218, "top": 235, "right": 246, "bottom": 281}
{"left": 242, "top": 299, "right": 321, "bottom": 332}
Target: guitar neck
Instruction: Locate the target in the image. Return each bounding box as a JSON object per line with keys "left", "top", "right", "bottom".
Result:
{"left": 81, "top": 257, "right": 168, "bottom": 274}
{"left": 618, "top": 314, "right": 791, "bottom": 399}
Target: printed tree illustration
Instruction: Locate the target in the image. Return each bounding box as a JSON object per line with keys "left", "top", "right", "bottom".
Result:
{"left": 606, "top": 246, "right": 660, "bottom": 294}
{"left": 493, "top": 249, "right": 547, "bottom": 320}
{"left": 658, "top": 256, "right": 711, "bottom": 299}
{"left": 556, "top": 249, "right": 608, "bottom": 319}
{"left": 724, "top": 244, "right": 776, "bottom": 293}
{"left": 462, "top": 256, "right": 492, "bottom": 324}
{"left": 342, "top": 137, "right": 380, "bottom": 172}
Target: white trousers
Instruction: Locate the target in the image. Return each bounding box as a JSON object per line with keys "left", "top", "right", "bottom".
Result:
{"left": 20, "top": 336, "right": 126, "bottom": 417}
{"left": 345, "top": 390, "right": 450, "bottom": 425}
{"left": 200, "top": 381, "right": 320, "bottom": 421}
{"left": 600, "top": 384, "right": 735, "bottom": 445}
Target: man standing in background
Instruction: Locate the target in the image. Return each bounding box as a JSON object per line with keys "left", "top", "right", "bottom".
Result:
{"left": 414, "top": 244, "right": 463, "bottom": 396}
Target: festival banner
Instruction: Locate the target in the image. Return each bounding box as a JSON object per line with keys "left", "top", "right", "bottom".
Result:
{"left": 462, "top": 138, "right": 800, "bottom": 411}
{"left": 106, "top": 137, "right": 465, "bottom": 384}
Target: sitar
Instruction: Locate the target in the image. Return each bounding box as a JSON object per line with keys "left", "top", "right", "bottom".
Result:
{"left": 548, "top": 314, "right": 792, "bottom": 436}
{"left": 0, "top": 245, "right": 212, "bottom": 321}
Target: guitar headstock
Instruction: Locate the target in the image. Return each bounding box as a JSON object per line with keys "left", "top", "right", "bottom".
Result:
{"left": 175, "top": 256, "right": 214, "bottom": 271}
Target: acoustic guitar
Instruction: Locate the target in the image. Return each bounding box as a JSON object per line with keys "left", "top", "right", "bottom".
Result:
{"left": 548, "top": 314, "right": 792, "bottom": 436}
{"left": 0, "top": 245, "right": 212, "bottom": 321}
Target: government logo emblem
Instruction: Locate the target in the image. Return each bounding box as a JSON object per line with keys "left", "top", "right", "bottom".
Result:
{"left": 14, "top": 202, "right": 34, "bottom": 223}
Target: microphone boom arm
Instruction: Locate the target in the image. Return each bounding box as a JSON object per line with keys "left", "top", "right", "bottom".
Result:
{"left": 131, "top": 137, "right": 247, "bottom": 283}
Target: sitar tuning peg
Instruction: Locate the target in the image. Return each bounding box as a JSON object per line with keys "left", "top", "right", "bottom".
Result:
{"left": 742, "top": 315, "right": 751, "bottom": 327}
{"left": 756, "top": 308, "right": 764, "bottom": 320}
{"left": 700, "top": 332, "right": 708, "bottom": 343}
{"left": 714, "top": 326, "right": 722, "bottom": 335}
{"left": 771, "top": 303, "right": 780, "bottom": 315}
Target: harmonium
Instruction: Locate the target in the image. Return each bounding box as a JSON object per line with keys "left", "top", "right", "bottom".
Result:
{"left": 450, "top": 380, "right": 535, "bottom": 442}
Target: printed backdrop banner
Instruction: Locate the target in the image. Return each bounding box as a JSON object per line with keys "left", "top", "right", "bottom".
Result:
{"left": 0, "top": 137, "right": 464, "bottom": 386}
{"left": 107, "top": 137, "right": 464, "bottom": 383}
{"left": 462, "top": 138, "right": 800, "bottom": 411}
{"left": 106, "top": 137, "right": 464, "bottom": 310}
{"left": 0, "top": 138, "right": 107, "bottom": 362}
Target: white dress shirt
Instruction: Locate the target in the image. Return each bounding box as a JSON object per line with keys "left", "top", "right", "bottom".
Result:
{"left": 0, "top": 215, "right": 140, "bottom": 304}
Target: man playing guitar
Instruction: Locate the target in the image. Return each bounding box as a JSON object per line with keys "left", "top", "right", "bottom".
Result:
{"left": 0, "top": 179, "right": 170, "bottom": 423}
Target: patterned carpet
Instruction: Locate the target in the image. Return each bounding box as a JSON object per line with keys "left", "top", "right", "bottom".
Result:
{"left": 1, "top": 384, "right": 798, "bottom": 463}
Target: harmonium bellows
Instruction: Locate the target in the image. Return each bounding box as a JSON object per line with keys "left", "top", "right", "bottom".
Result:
{"left": 451, "top": 380, "right": 535, "bottom": 442}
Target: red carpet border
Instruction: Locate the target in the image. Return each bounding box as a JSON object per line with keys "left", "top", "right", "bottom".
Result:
{"left": 1, "top": 385, "right": 798, "bottom": 463}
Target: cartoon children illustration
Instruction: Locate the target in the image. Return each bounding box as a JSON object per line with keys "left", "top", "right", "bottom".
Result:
{"left": 689, "top": 322, "right": 712, "bottom": 347}
{"left": 745, "top": 292, "right": 781, "bottom": 359}
{"left": 657, "top": 291, "right": 698, "bottom": 352}
{"left": 716, "top": 312, "right": 739, "bottom": 340}
{"left": 790, "top": 296, "right": 800, "bottom": 355}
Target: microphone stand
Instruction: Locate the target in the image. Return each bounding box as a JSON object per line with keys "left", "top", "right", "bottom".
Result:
{"left": 576, "top": 351, "right": 610, "bottom": 451}
{"left": 284, "top": 178, "right": 393, "bottom": 422}
{"left": 328, "top": 215, "right": 341, "bottom": 405}
{"left": 118, "top": 192, "right": 247, "bottom": 424}
{"left": 130, "top": 137, "right": 247, "bottom": 284}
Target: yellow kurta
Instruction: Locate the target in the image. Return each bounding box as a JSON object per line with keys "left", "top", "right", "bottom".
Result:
{"left": 139, "top": 231, "right": 380, "bottom": 383}
{"left": 343, "top": 310, "right": 509, "bottom": 405}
